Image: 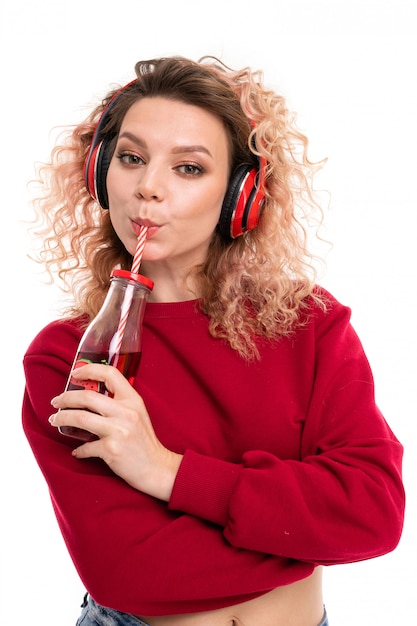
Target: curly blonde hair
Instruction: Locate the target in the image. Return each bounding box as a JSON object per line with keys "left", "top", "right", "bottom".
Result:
{"left": 29, "top": 55, "right": 327, "bottom": 360}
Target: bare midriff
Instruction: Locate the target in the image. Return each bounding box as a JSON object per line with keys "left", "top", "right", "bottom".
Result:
{"left": 139, "top": 567, "right": 324, "bottom": 626}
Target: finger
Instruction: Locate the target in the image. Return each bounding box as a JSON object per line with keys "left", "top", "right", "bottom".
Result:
{"left": 71, "top": 363, "right": 133, "bottom": 398}
{"left": 72, "top": 441, "right": 100, "bottom": 459}
{"left": 51, "top": 388, "right": 114, "bottom": 413}
{"left": 49, "top": 408, "right": 106, "bottom": 438}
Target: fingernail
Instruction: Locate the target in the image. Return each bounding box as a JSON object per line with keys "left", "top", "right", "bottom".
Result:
{"left": 50, "top": 396, "right": 59, "bottom": 407}
{"left": 48, "top": 414, "right": 56, "bottom": 424}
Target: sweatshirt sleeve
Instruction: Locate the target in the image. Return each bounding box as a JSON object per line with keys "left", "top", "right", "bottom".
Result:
{"left": 168, "top": 295, "right": 405, "bottom": 565}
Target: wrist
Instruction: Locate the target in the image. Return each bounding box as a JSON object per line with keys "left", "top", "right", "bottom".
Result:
{"left": 153, "top": 451, "right": 183, "bottom": 502}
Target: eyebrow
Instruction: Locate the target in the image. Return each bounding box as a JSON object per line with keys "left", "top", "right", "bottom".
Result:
{"left": 118, "top": 131, "right": 213, "bottom": 158}
{"left": 171, "top": 145, "right": 213, "bottom": 158}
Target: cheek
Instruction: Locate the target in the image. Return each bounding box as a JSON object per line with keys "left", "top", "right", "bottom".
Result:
{"left": 105, "top": 166, "right": 119, "bottom": 202}
{"left": 106, "top": 159, "right": 132, "bottom": 204}
{"left": 194, "top": 178, "right": 228, "bottom": 219}
{"left": 184, "top": 198, "right": 223, "bottom": 232}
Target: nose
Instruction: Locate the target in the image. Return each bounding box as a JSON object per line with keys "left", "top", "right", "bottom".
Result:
{"left": 135, "top": 164, "right": 164, "bottom": 201}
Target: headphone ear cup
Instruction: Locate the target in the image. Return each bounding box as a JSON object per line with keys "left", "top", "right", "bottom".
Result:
{"left": 95, "top": 138, "right": 113, "bottom": 209}
{"left": 219, "top": 165, "right": 252, "bottom": 239}
{"left": 84, "top": 138, "right": 113, "bottom": 209}
{"left": 83, "top": 78, "right": 138, "bottom": 209}
{"left": 219, "top": 164, "right": 264, "bottom": 239}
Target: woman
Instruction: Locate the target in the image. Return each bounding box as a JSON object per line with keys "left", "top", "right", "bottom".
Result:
{"left": 22, "top": 56, "right": 405, "bottom": 626}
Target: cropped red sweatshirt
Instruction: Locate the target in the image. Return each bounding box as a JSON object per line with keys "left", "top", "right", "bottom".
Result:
{"left": 22, "top": 289, "right": 405, "bottom": 616}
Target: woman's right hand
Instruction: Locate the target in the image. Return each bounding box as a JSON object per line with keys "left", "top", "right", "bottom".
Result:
{"left": 49, "top": 363, "right": 183, "bottom": 501}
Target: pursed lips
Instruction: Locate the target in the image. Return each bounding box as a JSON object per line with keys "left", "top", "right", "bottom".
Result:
{"left": 131, "top": 219, "right": 160, "bottom": 238}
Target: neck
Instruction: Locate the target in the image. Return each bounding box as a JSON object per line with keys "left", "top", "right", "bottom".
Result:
{"left": 142, "top": 262, "right": 199, "bottom": 303}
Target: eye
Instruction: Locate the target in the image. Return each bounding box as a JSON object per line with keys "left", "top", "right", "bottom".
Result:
{"left": 116, "top": 151, "right": 144, "bottom": 166}
{"left": 176, "top": 163, "right": 204, "bottom": 176}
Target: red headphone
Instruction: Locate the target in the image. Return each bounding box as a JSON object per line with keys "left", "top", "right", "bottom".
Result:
{"left": 84, "top": 80, "right": 266, "bottom": 239}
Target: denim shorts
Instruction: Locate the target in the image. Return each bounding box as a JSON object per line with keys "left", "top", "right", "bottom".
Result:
{"left": 76, "top": 595, "right": 150, "bottom": 626}
{"left": 76, "top": 594, "right": 329, "bottom": 626}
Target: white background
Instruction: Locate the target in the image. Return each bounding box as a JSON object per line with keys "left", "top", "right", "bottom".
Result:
{"left": 0, "top": 1, "right": 415, "bottom": 624}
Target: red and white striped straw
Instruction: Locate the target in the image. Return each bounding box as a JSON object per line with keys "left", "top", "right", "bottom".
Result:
{"left": 110, "top": 226, "right": 148, "bottom": 358}
{"left": 131, "top": 225, "right": 148, "bottom": 274}
{"left": 112, "top": 298, "right": 131, "bottom": 356}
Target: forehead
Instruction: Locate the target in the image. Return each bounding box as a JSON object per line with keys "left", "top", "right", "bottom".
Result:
{"left": 119, "top": 97, "right": 231, "bottom": 149}
{"left": 122, "top": 97, "right": 220, "bottom": 127}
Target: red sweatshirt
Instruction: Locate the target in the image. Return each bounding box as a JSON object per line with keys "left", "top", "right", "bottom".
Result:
{"left": 22, "top": 289, "right": 404, "bottom": 616}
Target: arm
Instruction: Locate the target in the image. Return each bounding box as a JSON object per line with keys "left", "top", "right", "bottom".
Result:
{"left": 168, "top": 298, "right": 405, "bottom": 564}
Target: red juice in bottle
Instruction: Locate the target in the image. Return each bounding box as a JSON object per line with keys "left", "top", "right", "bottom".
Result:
{"left": 110, "top": 350, "right": 142, "bottom": 386}
{"left": 65, "top": 351, "right": 142, "bottom": 392}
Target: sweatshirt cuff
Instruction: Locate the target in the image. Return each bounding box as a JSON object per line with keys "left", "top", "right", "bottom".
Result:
{"left": 168, "top": 449, "right": 242, "bottom": 527}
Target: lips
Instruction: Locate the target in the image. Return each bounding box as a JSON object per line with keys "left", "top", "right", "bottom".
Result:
{"left": 131, "top": 219, "right": 160, "bottom": 238}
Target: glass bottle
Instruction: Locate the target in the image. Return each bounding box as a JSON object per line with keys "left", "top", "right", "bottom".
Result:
{"left": 59, "top": 269, "right": 154, "bottom": 442}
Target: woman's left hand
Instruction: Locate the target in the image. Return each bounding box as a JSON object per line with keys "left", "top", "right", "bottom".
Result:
{"left": 48, "top": 363, "right": 183, "bottom": 501}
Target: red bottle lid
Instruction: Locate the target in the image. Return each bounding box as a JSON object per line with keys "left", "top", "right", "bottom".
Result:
{"left": 111, "top": 269, "right": 154, "bottom": 291}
